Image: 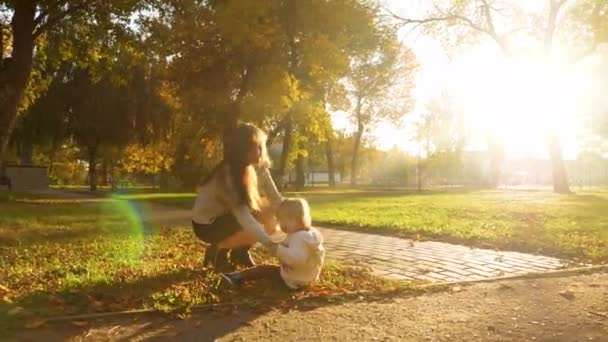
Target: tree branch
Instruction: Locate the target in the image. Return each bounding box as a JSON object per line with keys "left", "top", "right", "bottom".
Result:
{"left": 33, "top": 2, "right": 86, "bottom": 40}
{"left": 544, "top": 0, "right": 569, "bottom": 55}
{"left": 480, "top": 0, "right": 497, "bottom": 36}
{"left": 267, "top": 117, "right": 288, "bottom": 145}
{"left": 388, "top": 4, "right": 511, "bottom": 57}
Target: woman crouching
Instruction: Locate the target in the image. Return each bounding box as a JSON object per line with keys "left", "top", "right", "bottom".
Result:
{"left": 192, "top": 122, "right": 284, "bottom": 269}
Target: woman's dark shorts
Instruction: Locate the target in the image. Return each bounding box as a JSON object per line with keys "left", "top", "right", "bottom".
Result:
{"left": 192, "top": 214, "right": 243, "bottom": 244}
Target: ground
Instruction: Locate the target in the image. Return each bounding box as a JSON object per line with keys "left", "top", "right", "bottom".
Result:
{"left": 11, "top": 271, "right": 608, "bottom": 341}
{"left": 2, "top": 189, "right": 607, "bottom": 341}
{"left": 0, "top": 195, "right": 406, "bottom": 334}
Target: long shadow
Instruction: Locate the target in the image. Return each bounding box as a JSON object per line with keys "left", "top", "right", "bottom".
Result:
{"left": 1, "top": 267, "right": 202, "bottom": 335}
{"left": 9, "top": 283, "right": 419, "bottom": 342}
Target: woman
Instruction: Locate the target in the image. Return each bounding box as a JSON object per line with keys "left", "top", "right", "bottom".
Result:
{"left": 192, "top": 122, "right": 284, "bottom": 269}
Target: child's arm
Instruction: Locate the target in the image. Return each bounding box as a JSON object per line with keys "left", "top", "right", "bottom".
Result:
{"left": 276, "top": 239, "right": 308, "bottom": 266}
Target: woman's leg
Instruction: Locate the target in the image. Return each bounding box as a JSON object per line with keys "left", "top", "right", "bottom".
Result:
{"left": 219, "top": 199, "right": 279, "bottom": 267}
{"left": 193, "top": 221, "right": 231, "bottom": 269}
{"left": 202, "top": 244, "right": 230, "bottom": 269}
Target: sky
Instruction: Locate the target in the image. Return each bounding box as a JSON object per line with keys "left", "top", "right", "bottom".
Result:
{"left": 331, "top": 0, "right": 608, "bottom": 160}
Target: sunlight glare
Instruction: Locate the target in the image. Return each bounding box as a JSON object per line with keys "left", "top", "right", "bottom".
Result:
{"left": 457, "top": 52, "right": 583, "bottom": 159}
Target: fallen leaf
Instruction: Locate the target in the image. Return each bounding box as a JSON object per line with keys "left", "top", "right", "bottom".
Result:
{"left": 559, "top": 290, "right": 575, "bottom": 300}
{"left": 25, "top": 319, "right": 47, "bottom": 329}
{"left": 589, "top": 311, "right": 607, "bottom": 319}
{"left": 7, "top": 306, "right": 25, "bottom": 316}
{"left": 71, "top": 321, "right": 90, "bottom": 327}
{"left": 498, "top": 284, "right": 514, "bottom": 291}
{"left": 107, "top": 325, "right": 121, "bottom": 335}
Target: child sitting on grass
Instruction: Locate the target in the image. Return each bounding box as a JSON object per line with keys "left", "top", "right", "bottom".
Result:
{"left": 220, "top": 198, "right": 325, "bottom": 289}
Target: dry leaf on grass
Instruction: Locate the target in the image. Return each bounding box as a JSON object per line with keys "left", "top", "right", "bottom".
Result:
{"left": 25, "top": 319, "right": 47, "bottom": 329}
{"left": 559, "top": 289, "right": 575, "bottom": 300}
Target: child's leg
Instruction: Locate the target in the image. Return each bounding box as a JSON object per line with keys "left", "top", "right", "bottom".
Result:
{"left": 221, "top": 265, "right": 281, "bottom": 286}
{"left": 236, "top": 265, "right": 281, "bottom": 281}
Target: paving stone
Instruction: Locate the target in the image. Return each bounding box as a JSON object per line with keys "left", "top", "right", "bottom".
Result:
{"left": 318, "top": 227, "right": 569, "bottom": 284}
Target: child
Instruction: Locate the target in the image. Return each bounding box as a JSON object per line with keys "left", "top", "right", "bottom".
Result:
{"left": 220, "top": 198, "right": 325, "bottom": 289}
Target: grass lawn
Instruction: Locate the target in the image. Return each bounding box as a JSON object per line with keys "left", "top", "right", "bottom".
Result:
{"left": 124, "top": 189, "right": 608, "bottom": 262}
{"left": 305, "top": 189, "right": 608, "bottom": 262}
{"left": 0, "top": 197, "right": 407, "bottom": 332}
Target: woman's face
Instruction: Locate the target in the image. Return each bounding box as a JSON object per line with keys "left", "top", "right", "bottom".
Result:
{"left": 248, "top": 143, "right": 263, "bottom": 165}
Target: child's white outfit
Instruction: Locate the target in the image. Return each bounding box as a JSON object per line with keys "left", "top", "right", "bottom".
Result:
{"left": 276, "top": 227, "right": 325, "bottom": 289}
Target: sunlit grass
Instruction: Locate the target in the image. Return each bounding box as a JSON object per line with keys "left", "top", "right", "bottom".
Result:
{"left": 0, "top": 199, "right": 406, "bottom": 332}
{"left": 134, "top": 189, "right": 608, "bottom": 262}
{"left": 305, "top": 189, "right": 608, "bottom": 262}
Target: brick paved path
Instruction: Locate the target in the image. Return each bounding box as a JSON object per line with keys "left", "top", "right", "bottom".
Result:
{"left": 142, "top": 204, "right": 571, "bottom": 283}
{"left": 318, "top": 228, "right": 569, "bottom": 282}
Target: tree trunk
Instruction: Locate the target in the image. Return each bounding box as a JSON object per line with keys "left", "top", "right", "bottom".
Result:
{"left": 0, "top": 1, "right": 36, "bottom": 169}
{"left": 101, "top": 157, "right": 109, "bottom": 186}
{"left": 223, "top": 66, "right": 252, "bottom": 155}
{"left": 18, "top": 139, "right": 33, "bottom": 165}
{"left": 543, "top": 1, "right": 571, "bottom": 194}
{"left": 417, "top": 148, "right": 422, "bottom": 192}
{"left": 325, "top": 137, "right": 335, "bottom": 187}
{"left": 295, "top": 152, "right": 305, "bottom": 190}
{"left": 277, "top": 115, "right": 293, "bottom": 189}
{"left": 350, "top": 128, "right": 363, "bottom": 186}
{"left": 88, "top": 145, "right": 99, "bottom": 192}
{"left": 549, "top": 134, "right": 571, "bottom": 193}
{"left": 48, "top": 148, "right": 56, "bottom": 178}
{"left": 350, "top": 102, "right": 364, "bottom": 186}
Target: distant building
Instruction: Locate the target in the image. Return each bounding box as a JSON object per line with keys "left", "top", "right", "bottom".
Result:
{"left": 3, "top": 165, "right": 50, "bottom": 191}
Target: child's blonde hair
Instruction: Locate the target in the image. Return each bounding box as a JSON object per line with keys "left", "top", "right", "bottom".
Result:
{"left": 277, "top": 198, "right": 311, "bottom": 230}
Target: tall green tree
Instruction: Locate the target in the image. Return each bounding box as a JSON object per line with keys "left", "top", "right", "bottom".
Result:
{"left": 143, "top": 0, "right": 387, "bottom": 188}
{"left": 0, "top": 0, "right": 146, "bottom": 170}
{"left": 346, "top": 42, "right": 416, "bottom": 186}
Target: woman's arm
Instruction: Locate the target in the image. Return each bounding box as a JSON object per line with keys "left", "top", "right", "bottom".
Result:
{"left": 257, "top": 167, "right": 285, "bottom": 209}
{"left": 231, "top": 205, "right": 273, "bottom": 246}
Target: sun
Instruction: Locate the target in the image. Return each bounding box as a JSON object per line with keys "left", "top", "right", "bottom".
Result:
{"left": 457, "top": 53, "right": 582, "bottom": 159}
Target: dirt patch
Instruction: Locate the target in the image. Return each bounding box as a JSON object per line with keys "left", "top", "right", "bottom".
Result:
{"left": 9, "top": 271, "right": 608, "bottom": 341}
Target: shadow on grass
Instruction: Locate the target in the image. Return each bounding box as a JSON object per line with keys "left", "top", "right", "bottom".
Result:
{"left": 6, "top": 274, "right": 420, "bottom": 342}
{"left": 1, "top": 268, "right": 204, "bottom": 332}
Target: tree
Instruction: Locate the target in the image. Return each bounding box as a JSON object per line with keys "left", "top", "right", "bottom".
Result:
{"left": 144, "top": 0, "right": 387, "bottom": 188}
{"left": 415, "top": 92, "right": 467, "bottom": 187}
{"left": 0, "top": 0, "right": 145, "bottom": 171}
{"left": 269, "top": 0, "right": 387, "bottom": 187}
{"left": 345, "top": 41, "right": 416, "bottom": 186}
{"left": 390, "top": 0, "right": 608, "bottom": 193}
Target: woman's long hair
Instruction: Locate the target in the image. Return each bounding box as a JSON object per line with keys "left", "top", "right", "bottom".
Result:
{"left": 202, "top": 122, "right": 270, "bottom": 210}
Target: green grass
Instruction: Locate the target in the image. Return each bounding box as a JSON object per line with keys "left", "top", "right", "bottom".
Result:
{"left": 131, "top": 189, "right": 608, "bottom": 262}
{"left": 0, "top": 198, "right": 406, "bottom": 331}
{"left": 304, "top": 189, "right": 608, "bottom": 262}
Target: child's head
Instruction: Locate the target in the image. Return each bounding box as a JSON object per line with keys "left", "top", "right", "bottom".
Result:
{"left": 277, "top": 198, "right": 311, "bottom": 233}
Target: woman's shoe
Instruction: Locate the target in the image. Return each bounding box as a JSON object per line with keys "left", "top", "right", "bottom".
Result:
{"left": 230, "top": 248, "right": 255, "bottom": 267}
